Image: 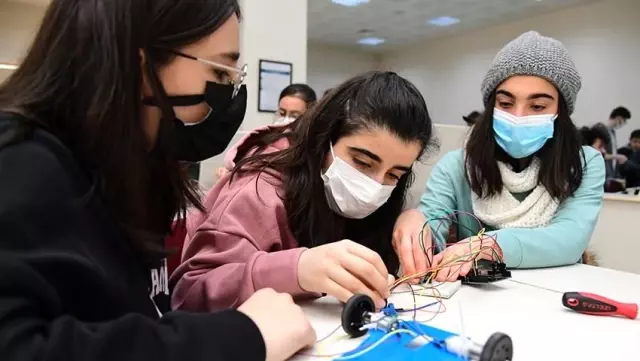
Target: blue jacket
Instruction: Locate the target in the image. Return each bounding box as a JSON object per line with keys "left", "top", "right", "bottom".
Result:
{"left": 417, "top": 146, "right": 605, "bottom": 268}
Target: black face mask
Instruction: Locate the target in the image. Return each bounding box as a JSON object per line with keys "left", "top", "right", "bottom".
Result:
{"left": 143, "top": 81, "right": 247, "bottom": 162}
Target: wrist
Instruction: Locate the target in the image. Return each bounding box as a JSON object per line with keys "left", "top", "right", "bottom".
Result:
{"left": 296, "top": 248, "right": 313, "bottom": 293}
{"left": 481, "top": 235, "right": 503, "bottom": 261}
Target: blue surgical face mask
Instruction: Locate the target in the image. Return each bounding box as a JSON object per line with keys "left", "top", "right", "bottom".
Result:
{"left": 492, "top": 108, "right": 557, "bottom": 159}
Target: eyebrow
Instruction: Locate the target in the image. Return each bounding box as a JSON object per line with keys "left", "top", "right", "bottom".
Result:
{"left": 496, "top": 89, "right": 555, "bottom": 100}
{"left": 219, "top": 51, "right": 240, "bottom": 62}
{"left": 349, "top": 147, "right": 412, "bottom": 172}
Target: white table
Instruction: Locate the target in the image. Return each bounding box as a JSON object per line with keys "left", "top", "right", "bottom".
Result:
{"left": 294, "top": 265, "right": 640, "bottom": 360}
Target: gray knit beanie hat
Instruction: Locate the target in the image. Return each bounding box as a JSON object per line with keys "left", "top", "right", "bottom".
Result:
{"left": 481, "top": 31, "right": 582, "bottom": 114}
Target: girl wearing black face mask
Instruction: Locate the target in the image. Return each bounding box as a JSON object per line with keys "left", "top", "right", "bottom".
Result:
{"left": 0, "top": 1, "right": 315, "bottom": 361}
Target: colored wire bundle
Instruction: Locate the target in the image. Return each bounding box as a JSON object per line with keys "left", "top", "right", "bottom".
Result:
{"left": 303, "top": 208, "right": 504, "bottom": 359}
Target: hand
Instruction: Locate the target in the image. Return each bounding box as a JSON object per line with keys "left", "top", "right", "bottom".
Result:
{"left": 431, "top": 236, "right": 502, "bottom": 283}
{"left": 387, "top": 274, "right": 396, "bottom": 287}
{"left": 215, "top": 167, "right": 230, "bottom": 180}
{"left": 392, "top": 209, "right": 432, "bottom": 278}
{"left": 297, "top": 240, "right": 390, "bottom": 309}
{"left": 614, "top": 154, "right": 628, "bottom": 164}
{"left": 238, "top": 288, "right": 316, "bottom": 361}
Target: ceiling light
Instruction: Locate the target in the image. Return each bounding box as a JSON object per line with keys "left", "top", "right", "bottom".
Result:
{"left": 0, "top": 63, "right": 18, "bottom": 70}
{"left": 332, "top": 0, "right": 369, "bottom": 7}
{"left": 427, "top": 16, "right": 460, "bottom": 27}
{"left": 359, "top": 37, "right": 385, "bottom": 46}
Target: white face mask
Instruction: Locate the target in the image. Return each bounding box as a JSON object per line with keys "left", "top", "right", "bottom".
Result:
{"left": 321, "top": 144, "right": 395, "bottom": 219}
{"left": 273, "top": 115, "right": 296, "bottom": 125}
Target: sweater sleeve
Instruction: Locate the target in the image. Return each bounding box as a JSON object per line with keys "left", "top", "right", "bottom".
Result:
{"left": 417, "top": 151, "right": 462, "bottom": 252}
{"left": 0, "top": 132, "right": 266, "bottom": 361}
{"left": 486, "top": 147, "right": 605, "bottom": 268}
{"left": 171, "top": 174, "right": 312, "bottom": 312}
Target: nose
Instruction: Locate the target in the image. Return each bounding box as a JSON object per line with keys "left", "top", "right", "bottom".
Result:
{"left": 512, "top": 104, "right": 528, "bottom": 117}
{"left": 370, "top": 172, "right": 386, "bottom": 185}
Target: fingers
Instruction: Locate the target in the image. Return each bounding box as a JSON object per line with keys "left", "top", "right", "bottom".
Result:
{"left": 431, "top": 253, "right": 444, "bottom": 268}
{"left": 339, "top": 250, "right": 390, "bottom": 300}
{"left": 458, "top": 259, "right": 474, "bottom": 277}
{"left": 444, "top": 262, "right": 465, "bottom": 282}
{"left": 412, "top": 231, "right": 429, "bottom": 274}
{"left": 433, "top": 254, "right": 476, "bottom": 282}
{"left": 327, "top": 267, "right": 386, "bottom": 309}
{"left": 432, "top": 252, "right": 461, "bottom": 283}
{"left": 301, "top": 317, "right": 317, "bottom": 347}
{"left": 387, "top": 274, "right": 396, "bottom": 287}
{"left": 433, "top": 265, "right": 450, "bottom": 283}
{"left": 397, "top": 236, "right": 417, "bottom": 277}
{"left": 345, "top": 241, "right": 388, "bottom": 280}
{"left": 430, "top": 253, "right": 446, "bottom": 282}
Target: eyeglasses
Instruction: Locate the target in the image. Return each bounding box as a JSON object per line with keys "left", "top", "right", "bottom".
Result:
{"left": 161, "top": 48, "right": 247, "bottom": 98}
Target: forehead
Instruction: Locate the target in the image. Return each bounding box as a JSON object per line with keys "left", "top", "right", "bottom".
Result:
{"left": 496, "top": 75, "right": 559, "bottom": 99}
{"left": 185, "top": 15, "right": 239, "bottom": 59}
{"left": 279, "top": 96, "right": 307, "bottom": 111}
{"left": 340, "top": 128, "right": 421, "bottom": 167}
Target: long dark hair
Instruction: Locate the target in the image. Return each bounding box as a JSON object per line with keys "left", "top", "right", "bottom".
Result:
{"left": 466, "top": 92, "right": 584, "bottom": 202}
{"left": 0, "top": 0, "right": 241, "bottom": 258}
{"left": 231, "top": 71, "right": 437, "bottom": 273}
{"left": 279, "top": 83, "right": 317, "bottom": 107}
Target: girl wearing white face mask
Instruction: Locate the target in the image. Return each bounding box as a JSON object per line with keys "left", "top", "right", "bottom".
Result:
{"left": 273, "top": 83, "right": 317, "bottom": 125}
{"left": 171, "top": 71, "right": 436, "bottom": 311}
{"left": 393, "top": 31, "right": 605, "bottom": 283}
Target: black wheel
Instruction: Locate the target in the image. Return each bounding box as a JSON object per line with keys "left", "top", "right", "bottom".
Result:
{"left": 341, "top": 294, "right": 375, "bottom": 338}
{"left": 480, "top": 332, "right": 513, "bottom": 361}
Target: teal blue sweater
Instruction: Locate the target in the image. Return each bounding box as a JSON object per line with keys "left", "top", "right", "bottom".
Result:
{"left": 417, "top": 146, "right": 605, "bottom": 268}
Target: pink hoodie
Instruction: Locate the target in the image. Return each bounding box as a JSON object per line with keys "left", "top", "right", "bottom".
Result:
{"left": 170, "top": 128, "right": 315, "bottom": 312}
{"left": 216, "top": 123, "right": 289, "bottom": 179}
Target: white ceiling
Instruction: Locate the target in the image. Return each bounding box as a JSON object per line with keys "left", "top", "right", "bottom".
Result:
{"left": 308, "top": 0, "right": 602, "bottom": 50}
{"left": 5, "top": 0, "right": 603, "bottom": 51}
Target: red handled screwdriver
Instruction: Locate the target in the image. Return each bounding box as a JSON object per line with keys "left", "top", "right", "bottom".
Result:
{"left": 562, "top": 292, "right": 639, "bottom": 320}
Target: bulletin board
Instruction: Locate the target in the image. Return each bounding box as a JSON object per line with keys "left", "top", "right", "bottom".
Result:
{"left": 257, "top": 59, "right": 293, "bottom": 113}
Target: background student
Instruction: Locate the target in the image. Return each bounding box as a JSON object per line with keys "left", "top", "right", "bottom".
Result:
{"left": 616, "top": 129, "right": 640, "bottom": 188}
{"left": 593, "top": 106, "right": 632, "bottom": 178}
{"left": 0, "top": 1, "right": 315, "bottom": 360}
{"left": 215, "top": 83, "right": 317, "bottom": 180}
{"left": 274, "top": 83, "right": 317, "bottom": 125}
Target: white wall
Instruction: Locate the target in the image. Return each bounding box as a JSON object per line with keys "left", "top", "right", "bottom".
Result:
{"left": 238, "top": 0, "right": 307, "bottom": 131}
{"left": 0, "top": 2, "right": 43, "bottom": 65}
{"left": 381, "top": 0, "right": 640, "bottom": 143}
{"left": 0, "top": 1, "right": 44, "bottom": 84}
{"left": 307, "top": 43, "right": 378, "bottom": 97}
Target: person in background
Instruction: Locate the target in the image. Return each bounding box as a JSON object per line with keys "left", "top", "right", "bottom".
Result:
{"left": 171, "top": 71, "right": 437, "bottom": 311}
{"left": 462, "top": 110, "right": 482, "bottom": 126}
{"left": 392, "top": 31, "right": 605, "bottom": 282}
{"left": 616, "top": 130, "right": 640, "bottom": 188}
{"left": 579, "top": 125, "right": 625, "bottom": 192}
{"left": 617, "top": 129, "right": 640, "bottom": 156}
{"left": 579, "top": 125, "right": 610, "bottom": 154}
{"left": 214, "top": 83, "right": 317, "bottom": 180}
{"left": 593, "top": 106, "right": 632, "bottom": 178}
{"left": 0, "top": 1, "right": 315, "bottom": 361}
{"left": 274, "top": 83, "right": 317, "bottom": 125}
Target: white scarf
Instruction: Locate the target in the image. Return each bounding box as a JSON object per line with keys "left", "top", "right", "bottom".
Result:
{"left": 471, "top": 157, "right": 559, "bottom": 229}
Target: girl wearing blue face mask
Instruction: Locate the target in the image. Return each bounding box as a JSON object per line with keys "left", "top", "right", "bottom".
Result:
{"left": 171, "top": 71, "right": 437, "bottom": 311}
{"left": 393, "top": 31, "right": 605, "bottom": 282}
